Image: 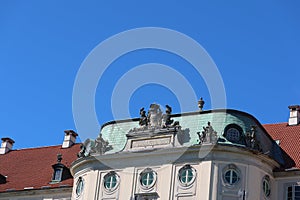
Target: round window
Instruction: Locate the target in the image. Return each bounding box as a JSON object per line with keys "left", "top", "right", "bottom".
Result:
{"left": 104, "top": 172, "right": 119, "bottom": 191}
{"left": 75, "top": 177, "right": 84, "bottom": 197}
{"left": 263, "top": 176, "right": 271, "bottom": 197}
{"left": 224, "top": 168, "right": 240, "bottom": 185}
{"left": 223, "top": 124, "right": 243, "bottom": 144}
{"left": 178, "top": 165, "right": 196, "bottom": 186}
{"left": 140, "top": 169, "right": 156, "bottom": 189}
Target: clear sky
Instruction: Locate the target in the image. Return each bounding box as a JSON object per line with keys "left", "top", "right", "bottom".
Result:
{"left": 0, "top": 1, "right": 299, "bottom": 149}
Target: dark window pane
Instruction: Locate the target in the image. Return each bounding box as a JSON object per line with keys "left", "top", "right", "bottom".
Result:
{"left": 295, "top": 191, "right": 300, "bottom": 196}
{"left": 53, "top": 168, "right": 62, "bottom": 181}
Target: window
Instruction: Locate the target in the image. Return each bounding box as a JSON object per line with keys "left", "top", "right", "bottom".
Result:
{"left": 223, "top": 124, "right": 243, "bottom": 144}
{"left": 140, "top": 168, "right": 156, "bottom": 189}
{"left": 262, "top": 176, "right": 271, "bottom": 197}
{"left": 223, "top": 165, "right": 240, "bottom": 186}
{"left": 103, "top": 172, "right": 119, "bottom": 191}
{"left": 287, "top": 185, "right": 300, "bottom": 200}
{"left": 178, "top": 165, "right": 196, "bottom": 186}
{"left": 53, "top": 168, "right": 63, "bottom": 181}
{"left": 76, "top": 177, "right": 84, "bottom": 197}
{"left": 51, "top": 154, "right": 72, "bottom": 183}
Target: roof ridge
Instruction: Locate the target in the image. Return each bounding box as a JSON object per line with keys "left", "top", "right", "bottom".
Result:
{"left": 4, "top": 143, "right": 81, "bottom": 152}
{"left": 263, "top": 122, "right": 287, "bottom": 126}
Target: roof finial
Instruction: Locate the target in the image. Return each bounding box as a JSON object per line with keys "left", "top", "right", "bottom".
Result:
{"left": 198, "top": 97, "right": 205, "bottom": 112}
{"left": 57, "top": 153, "right": 62, "bottom": 163}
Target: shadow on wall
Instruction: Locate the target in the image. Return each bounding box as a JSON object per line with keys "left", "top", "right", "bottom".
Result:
{"left": 177, "top": 128, "right": 191, "bottom": 145}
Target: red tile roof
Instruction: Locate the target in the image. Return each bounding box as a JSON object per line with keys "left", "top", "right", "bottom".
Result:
{"left": 0, "top": 144, "right": 80, "bottom": 193}
{"left": 263, "top": 122, "right": 300, "bottom": 169}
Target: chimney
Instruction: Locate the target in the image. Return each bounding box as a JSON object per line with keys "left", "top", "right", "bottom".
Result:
{"left": 0, "top": 138, "right": 15, "bottom": 154}
{"left": 62, "top": 130, "right": 78, "bottom": 148}
{"left": 288, "top": 105, "right": 300, "bottom": 126}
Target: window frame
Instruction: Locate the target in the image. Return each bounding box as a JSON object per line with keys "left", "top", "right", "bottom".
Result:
{"left": 178, "top": 165, "right": 196, "bottom": 187}
{"left": 103, "top": 171, "right": 120, "bottom": 192}
{"left": 286, "top": 184, "right": 300, "bottom": 200}
{"left": 52, "top": 167, "right": 63, "bottom": 182}
{"left": 262, "top": 175, "right": 271, "bottom": 198}
{"left": 223, "top": 124, "right": 244, "bottom": 144}
{"left": 75, "top": 177, "right": 84, "bottom": 198}
{"left": 222, "top": 164, "right": 241, "bottom": 187}
{"left": 139, "top": 168, "right": 157, "bottom": 190}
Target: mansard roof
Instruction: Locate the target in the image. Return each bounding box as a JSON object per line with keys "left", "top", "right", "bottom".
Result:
{"left": 99, "top": 109, "right": 285, "bottom": 167}
{"left": 0, "top": 144, "right": 80, "bottom": 193}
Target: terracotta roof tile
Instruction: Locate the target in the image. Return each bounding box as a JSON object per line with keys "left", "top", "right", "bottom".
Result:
{"left": 263, "top": 122, "right": 300, "bottom": 169}
{"left": 0, "top": 144, "right": 80, "bottom": 192}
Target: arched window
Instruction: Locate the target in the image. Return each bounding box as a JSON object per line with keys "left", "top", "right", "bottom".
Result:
{"left": 223, "top": 124, "right": 244, "bottom": 144}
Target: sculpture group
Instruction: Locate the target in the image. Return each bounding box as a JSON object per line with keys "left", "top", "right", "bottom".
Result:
{"left": 197, "top": 122, "right": 218, "bottom": 144}
{"left": 139, "top": 104, "right": 179, "bottom": 128}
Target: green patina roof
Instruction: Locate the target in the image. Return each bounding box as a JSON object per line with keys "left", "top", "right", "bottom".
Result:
{"left": 99, "top": 109, "right": 284, "bottom": 165}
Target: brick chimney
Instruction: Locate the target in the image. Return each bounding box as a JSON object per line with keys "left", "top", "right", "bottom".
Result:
{"left": 62, "top": 130, "right": 78, "bottom": 148}
{"left": 288, "top": 105, "right": 300, "bottom": 126}
{"left": 0, "top": 138, "right": 15, "bottom": 154}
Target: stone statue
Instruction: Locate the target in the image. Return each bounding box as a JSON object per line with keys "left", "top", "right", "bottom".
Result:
{"left": 77, "top": 143, "right": 87, "bottom": 158}
{"left": 139, "top": 107, "right": 148, "bottom": 127}
{"left": 162, "top": 105, "right": 174, "bottom": 128}
{"left": 128, "top": 103, "right": 180, "bottom": 134}
{"left": 91, "top": 134, "right": 109, "bottom": 155}
{"left": 245, "top": 126, "right": 261, "bottom": 151}
{"left": 147, "top": 103, "right": 163, "bottom": 127}
{"left": 77, "top": 135, "right": 110, "bottom": 158}
{"left": 197, "top": 122, "right": 217, "bottom": 144}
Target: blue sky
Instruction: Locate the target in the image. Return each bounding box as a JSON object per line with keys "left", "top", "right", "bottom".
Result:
{"left": 0, "top": 1, "right": 299, "bottom": 149}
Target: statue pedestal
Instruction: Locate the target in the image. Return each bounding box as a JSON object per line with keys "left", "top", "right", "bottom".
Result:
{"left": 124, "top": 126, "right": 181, "bottom": 151}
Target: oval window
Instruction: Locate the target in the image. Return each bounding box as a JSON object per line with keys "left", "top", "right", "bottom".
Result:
{"left": 223, "top": 165, "right": 241, "bottom": 186}
{"left": 103, "top": 172, "right": 119, "bottom": 191}
{"left": 178, "top": 165, "right": 196, "bottom": 186}
{"left": 75, "top": 177, "right": 84, "bottom": 197}
{"left": 263, "top": 175, "right": 271, "bottom": 197}
{"left": 140, "top": 168, "right": 156, "bottom": 189}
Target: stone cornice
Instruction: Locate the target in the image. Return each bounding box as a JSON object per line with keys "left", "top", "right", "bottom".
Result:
{"left": 71, "top": 144, "right": 279, "bottom": 176}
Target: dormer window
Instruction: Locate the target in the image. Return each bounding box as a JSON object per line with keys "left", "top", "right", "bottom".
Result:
{"left": 53, "top": 167, "right": 63, "bottom": 181}
{"left": 51, "top": 154, "right": 72, "bottom": 183}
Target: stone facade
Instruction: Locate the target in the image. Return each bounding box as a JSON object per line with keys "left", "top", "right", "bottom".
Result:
{"left": 70, "top": 107, "right": 299, "bottom": 200}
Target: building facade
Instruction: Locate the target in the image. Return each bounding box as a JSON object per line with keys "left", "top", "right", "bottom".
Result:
{"left": 1, "top": 104, "right": 300, "bottom": 200}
